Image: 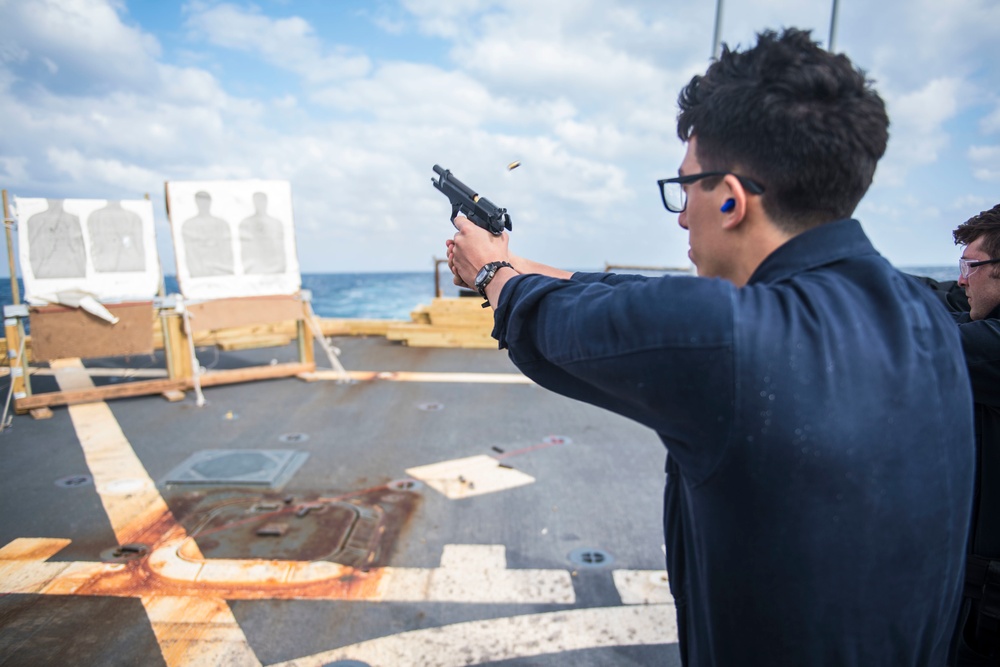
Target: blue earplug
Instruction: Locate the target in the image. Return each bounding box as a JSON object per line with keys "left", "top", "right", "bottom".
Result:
{"left": 720, "top": 199, "right": 735, "bottom": 213}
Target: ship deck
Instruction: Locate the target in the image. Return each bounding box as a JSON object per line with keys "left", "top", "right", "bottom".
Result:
{"left": 0, "top": 335, "right": 680, "bottom": 666}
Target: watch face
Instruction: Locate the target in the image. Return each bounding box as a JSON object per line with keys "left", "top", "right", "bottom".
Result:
{"left": 475, "top": 266, "right": 490, "bottom": 285}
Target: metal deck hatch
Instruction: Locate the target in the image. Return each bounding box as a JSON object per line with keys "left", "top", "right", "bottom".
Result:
{"left": 162, "top": 449, "right": 309, "bottom": 488}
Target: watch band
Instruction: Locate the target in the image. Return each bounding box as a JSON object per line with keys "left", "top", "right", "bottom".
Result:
{"left": 475, "top": 261, "right": 515, "bottom": 303}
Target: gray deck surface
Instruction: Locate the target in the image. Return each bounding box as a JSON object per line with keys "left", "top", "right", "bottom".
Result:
{"left": 0, "top": 336, "right": 681, "bottom": 666}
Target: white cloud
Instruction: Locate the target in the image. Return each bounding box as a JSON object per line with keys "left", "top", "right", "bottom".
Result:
{"left": 0, "top": 41, "right": 29, "bottom": 66}
{"left": 968, "top": 145, "right": 1000, "bottom": 183}
{"left": 157, "top": 64, "right": 231, "bottom": 107}
{"left": 875, "top": 78, "right": 961, "bottom": 187}
{"left": 952, "top": 194, "right": 995, "bottom": 212}
{"left": 848, "top": 0, "right": 1000, "bottom": 90}
{"left": 459, "top": 36, "right": 666, "bottom": 107}
{"left": 311, "top": 62, "right": 516, "bottom": 127}
{"left": 982, "top": 103, "right": 1000, "bottom": 134}
{"left": 184, "top": 2, "right": 371, "bottom": 82}
{"left": 0, "top": 156, "right": 28, "bottom": 183}
{"left": 399, "top": 0, "right": 499, "bottom": 39}
{"left": 0, "top": 0, "right": 161, "bottom": 92}
{"left": 47, "top": 147, "right": 163, "bottom": 194}
{"left": 428, "top": 0, "right": 702, "bottom": 119}
{"left": 969, "top": 145, "right": 1000, "bottom": 161}
{"left": 273, "top": 94, "right": 298, "bottom": 110}
{"left": 891, "top": 79, "right": 962, "bottom": 136}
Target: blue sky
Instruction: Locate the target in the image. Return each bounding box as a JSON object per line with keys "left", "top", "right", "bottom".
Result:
{"left": 0, "top": 0, "right": 998, "bottom": 276}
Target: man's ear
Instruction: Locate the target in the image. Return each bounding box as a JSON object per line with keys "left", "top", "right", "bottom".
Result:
{"left": 720, "top": 174, "right": 748, "bottom": 229}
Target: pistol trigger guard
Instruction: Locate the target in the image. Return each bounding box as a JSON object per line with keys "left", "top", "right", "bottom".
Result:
{"left": 450, "top": 203, "right": 461, "bottom": 222}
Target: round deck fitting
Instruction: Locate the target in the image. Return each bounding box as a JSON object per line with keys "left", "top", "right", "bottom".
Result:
{"left": 100, "top": 543, "right": 150, "bottom": 563}
{"left": 54, "top": 474, "right": 93, "bottom": 488}
{"left": 387, "top": 479, "right": 423, "bottom": 491}
{"left": 568, "top": 547, "right": 614, "bottom": 568}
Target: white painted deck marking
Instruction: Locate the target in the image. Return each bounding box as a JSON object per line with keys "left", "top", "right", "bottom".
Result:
{"left": 377, "top": 544, "right": 574, "bottom": 603}
{"left": 612, "top": 569, "right": 674, "bottom": 605}
{"left": 406, "top": 455, "right": 535, "bottom": 499}
{"left": 1, "top": 540, "right": 574, "bottom": 605}
{"left": 266, "top": 604, "right": 678, "bottom": 667}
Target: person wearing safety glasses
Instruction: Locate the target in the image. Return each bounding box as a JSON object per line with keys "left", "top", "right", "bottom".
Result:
{"left": 917, "top": 205, "right": 1000, "bottom": 666}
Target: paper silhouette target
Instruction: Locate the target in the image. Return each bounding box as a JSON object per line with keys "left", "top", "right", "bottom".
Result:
{"left": 166, "top": 180, "right": 300, "bottom": 299}
{"left": 13, "top": 197, "right": 159, "bottom": 303}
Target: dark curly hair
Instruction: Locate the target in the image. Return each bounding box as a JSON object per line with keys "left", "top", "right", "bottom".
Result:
{"left": 677, "top": 28, "right": 889, "bottom": 233}
{"left": 954, "top": 203, "right": 1000, "bottom": 277}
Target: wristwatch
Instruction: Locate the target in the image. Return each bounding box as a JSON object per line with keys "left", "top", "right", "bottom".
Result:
{"left": 474, "top": 261, "right": 515, "bottom": 302}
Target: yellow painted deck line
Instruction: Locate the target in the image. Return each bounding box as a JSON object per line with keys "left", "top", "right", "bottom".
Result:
{"left": 49, "top": 359, "right": 261, "bottom": 667}
{"left": 305, "top": 369, "right": 534, "bottom": 384}
{"left": 0, "top": 538, "right": 107, "bottom": 595}
{"left": 143, "top": 595, "right": 262, "bottom": 667}
{"left": 0, "top": 537, "right": 72, "bottom": 561}
{"left": 267, "top": 604, "right": 678, "bottom": 667}
{"left": 51, "top": 359, "right": 177, "bottom": 545}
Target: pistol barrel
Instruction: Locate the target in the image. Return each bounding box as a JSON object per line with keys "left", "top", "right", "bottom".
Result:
{"left": 432, "top": 165, "right": 477, "bottom": 200}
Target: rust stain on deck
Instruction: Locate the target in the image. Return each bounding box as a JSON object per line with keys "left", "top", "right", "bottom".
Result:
{"left": 123, "top": 505, "right": 191, "bottom": 549}
{"left": 70, "top": 558, "right": 389, "bottom": 601}
{"left": 176, "top": 485, "right": 421, "bottom": 568}
{"left": 54, "top": 482, "right": 421, "bottom": 602}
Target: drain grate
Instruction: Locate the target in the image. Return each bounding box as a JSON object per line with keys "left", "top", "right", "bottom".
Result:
{"left": 162, "top": 449, "right": 308, "bottom": 488}
{"left": 568, "top": 547, "right": 614, "bottom": 568}
{"left": 100, "top": 543, "right": 149, "bottom": 563}
{"left": 278, "top": 433, "right": 309, "bottom": 444}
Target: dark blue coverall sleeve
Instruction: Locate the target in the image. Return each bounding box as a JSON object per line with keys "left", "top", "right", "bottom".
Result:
{"left": 492, "top": 271, "right": 736, "bottom": 482}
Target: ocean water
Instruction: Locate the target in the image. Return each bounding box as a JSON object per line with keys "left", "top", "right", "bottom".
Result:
{"left": 0, "top": 272, "right": 462, "bottom": 322}
{"left": 0, "top": 265, "right": 958, "bottom": 322}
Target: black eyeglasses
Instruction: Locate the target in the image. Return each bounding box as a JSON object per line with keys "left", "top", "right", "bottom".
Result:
{"left": 959, "top": 257, "right": 1000, "bottom": 279}
{"left": 657, "top": 171, "right": 766, "bottom": 213}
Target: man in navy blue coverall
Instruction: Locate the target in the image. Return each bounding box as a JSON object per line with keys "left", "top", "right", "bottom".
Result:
{"left": 447, "top": 29, "right": 975, "bottom": 666}
{"left": 916, "top": 205, "right": 1000, "bottom": 666}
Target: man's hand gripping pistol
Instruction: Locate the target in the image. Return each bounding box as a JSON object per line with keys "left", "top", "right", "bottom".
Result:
{"left": 431, "top": 165, "right": 512, "bottom": 235}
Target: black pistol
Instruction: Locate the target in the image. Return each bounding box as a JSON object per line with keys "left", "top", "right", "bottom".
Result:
{"left": 431, "top": 165, "right": 512, "bottom": 236}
